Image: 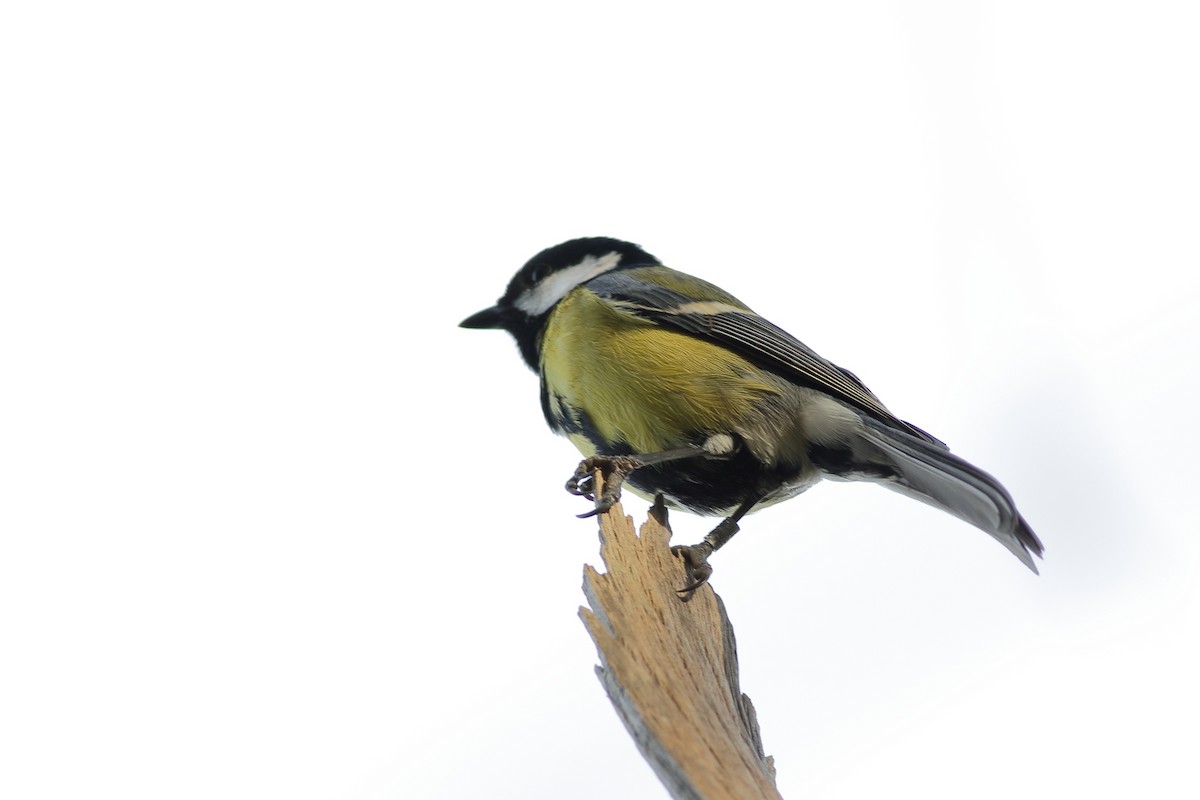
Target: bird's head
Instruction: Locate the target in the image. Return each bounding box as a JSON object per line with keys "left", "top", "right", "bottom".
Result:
{"left": 460, "top": 237, "right": 659, "bottom": 370}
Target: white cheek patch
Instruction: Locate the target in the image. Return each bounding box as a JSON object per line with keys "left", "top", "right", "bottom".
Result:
{"left": 515, "top": 252, "right": 623, "bottom": 316}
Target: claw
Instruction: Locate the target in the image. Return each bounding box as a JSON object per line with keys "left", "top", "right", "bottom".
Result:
{"left": 565, "top": 446, "right": 706, "bottom": 520}
{"left": 564, "top": 469, "right": 595, "bottom": 500}
{"left": 671, "top": 542, "right": 715, "bottom": 600}
{"left": 563, "top": 455, "right": 638, "bottom": 517}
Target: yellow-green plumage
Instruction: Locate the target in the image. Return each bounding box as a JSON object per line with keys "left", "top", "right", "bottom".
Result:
{"left": 541, "top": 268, "right": 780, "bottom": 457}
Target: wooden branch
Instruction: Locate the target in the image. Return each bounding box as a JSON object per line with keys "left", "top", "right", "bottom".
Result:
{"left": 579, "top": 496, "right": 781, "bottom": 800}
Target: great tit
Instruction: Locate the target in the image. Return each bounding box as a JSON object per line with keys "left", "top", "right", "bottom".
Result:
{"left": 461, "top": 237, "right": 1043, "bottom": 590}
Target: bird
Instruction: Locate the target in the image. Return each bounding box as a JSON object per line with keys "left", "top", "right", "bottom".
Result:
{"left": 460, "top": 236, "right": 1043, "bottom": 592}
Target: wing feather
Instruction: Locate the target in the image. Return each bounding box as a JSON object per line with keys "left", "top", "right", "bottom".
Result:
{"left": 587, "top": 270, "right": 944, "bottom": 446}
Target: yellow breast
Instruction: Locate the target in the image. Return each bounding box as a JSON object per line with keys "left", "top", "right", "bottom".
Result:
{"left": 540, "top": 287, "right": 778, "bottom": 455}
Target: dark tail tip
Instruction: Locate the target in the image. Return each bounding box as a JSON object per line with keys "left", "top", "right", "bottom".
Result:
{"left": 1016, "top": 514, "right": 1044, "bottom": 558}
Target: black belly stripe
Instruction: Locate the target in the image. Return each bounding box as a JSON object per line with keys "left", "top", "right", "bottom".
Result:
{"left": 624, "top": 447, "right": 804, "bottom": 516}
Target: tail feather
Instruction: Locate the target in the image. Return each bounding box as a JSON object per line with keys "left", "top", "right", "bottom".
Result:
{"left": 854, "top": 417, "right": 1044, "bottom": 572}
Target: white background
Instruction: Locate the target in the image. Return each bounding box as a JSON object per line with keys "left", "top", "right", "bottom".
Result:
{"left": 3, "top": 2, "right": 1198, "bottom": 798}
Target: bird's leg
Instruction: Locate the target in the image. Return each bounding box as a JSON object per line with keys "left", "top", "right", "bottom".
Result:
{"left": 672, "top": 495, "right": 760, "bottom": 600}
{"left": 566, "top": 434, "right": 741, "bottom": 517}
{"left": 565, "top": 446, "right": 703, "bottom": 518}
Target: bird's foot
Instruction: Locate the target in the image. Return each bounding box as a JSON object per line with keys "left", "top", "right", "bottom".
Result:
{"left": 670, "top": 541, "right": 715, "bottom": 601}
{"left": 564, "top": 455, "right": 643, "bottom": 518}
